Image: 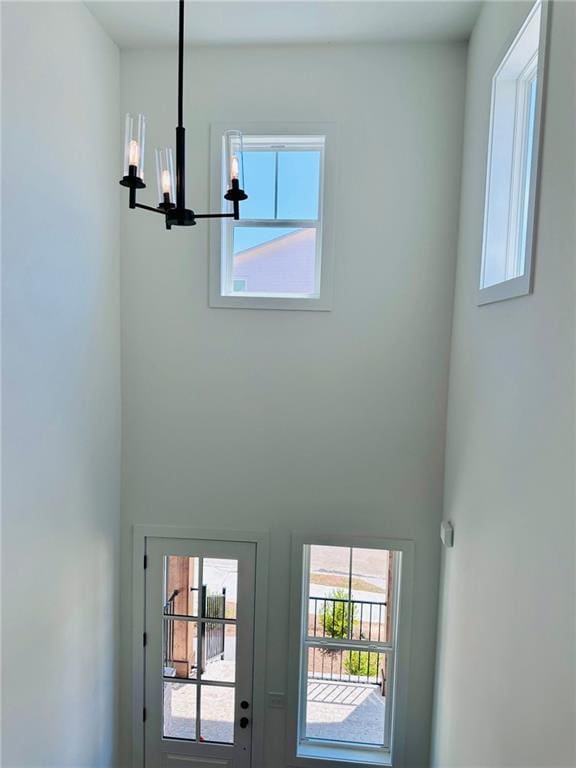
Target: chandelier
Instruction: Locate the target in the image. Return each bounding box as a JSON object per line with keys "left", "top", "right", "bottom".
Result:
{"left": 119, "top": 0, "right": 247, "bottom": 229}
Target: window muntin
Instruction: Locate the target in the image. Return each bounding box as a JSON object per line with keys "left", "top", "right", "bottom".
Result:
{"left": 479, "top": 1, "right": 546, "bottom": 304}
{"left": 220, "top": 135, "right": 325, "bottom": 299}
{"left": 297, "top": 545, "right": 400, "bottom": 759}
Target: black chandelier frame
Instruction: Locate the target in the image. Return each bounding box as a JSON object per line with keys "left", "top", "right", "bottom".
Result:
{"left": 119, "top": 0, "right": 247, "bottom": 229}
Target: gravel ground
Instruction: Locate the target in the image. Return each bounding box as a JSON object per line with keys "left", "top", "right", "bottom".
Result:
{"left": 306, "top": 680, "right": 386, "bottom": 745}
{"left": 164, "top": 666, "right": 385, "bottom": 747}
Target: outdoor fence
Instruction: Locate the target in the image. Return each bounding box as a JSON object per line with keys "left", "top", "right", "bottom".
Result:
{"left": 307, "top": 595, "right": 389, "bottom": 690}
{"left": 163, "top": 586, "right": 226, "bottom": 675}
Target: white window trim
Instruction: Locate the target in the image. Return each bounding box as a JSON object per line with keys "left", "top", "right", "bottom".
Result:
{"left": 209, "top": 122, "right": 338, "bottom": 311}
{"left": 286, "top": 533, "right": 414, "bottom": 768}
{"left": 478, "top": 0, "right": 550, "bottom": 306}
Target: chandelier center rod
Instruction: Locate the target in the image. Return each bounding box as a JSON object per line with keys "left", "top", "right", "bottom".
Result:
{"left": 178, "top": 0, "right": 184, "bottom": 129}
{"left": 175, "top": 0, "right": 186, "bottom": 209}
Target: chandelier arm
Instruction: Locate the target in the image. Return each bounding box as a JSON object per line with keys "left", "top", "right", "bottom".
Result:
{"left": 134, "top": 203, "right": 167, "bottom": 215}
{"left": 193, "top": 213, "right": 236, "bottom": 219}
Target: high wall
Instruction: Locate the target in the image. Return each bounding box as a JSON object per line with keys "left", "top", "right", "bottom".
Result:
{"left": 119, "top": 42, "right": 467, "bottom": 767}
{"left": 432, "top": 2, "right": 575, "bottom": 765}
{"left": 1, "top": 3, "right": 121, "bottom": 765}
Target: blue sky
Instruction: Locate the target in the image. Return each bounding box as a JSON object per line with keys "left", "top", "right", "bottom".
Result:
{"left": 234, "top": 150, "right": 320, "bottom": 253}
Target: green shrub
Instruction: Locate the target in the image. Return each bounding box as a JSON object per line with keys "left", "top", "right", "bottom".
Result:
{"left": 318, "top": 589, "right": 356, "bottom": 639}
{"left": 344, "top": 650, "right": 380, "bottom": 679}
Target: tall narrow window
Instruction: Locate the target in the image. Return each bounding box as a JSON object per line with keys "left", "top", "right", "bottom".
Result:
{"left": 296, "top": 544, "right": 402, "bottom": 764}
{"left": 478, "top": 1, "right": 548, "bottom": 305}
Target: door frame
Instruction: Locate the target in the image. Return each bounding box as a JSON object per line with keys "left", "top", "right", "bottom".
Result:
{"left": 132, "top": 525, "right": 270, "bottom": 768}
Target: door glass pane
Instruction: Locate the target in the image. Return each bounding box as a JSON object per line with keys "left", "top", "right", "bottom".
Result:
{"left": 163, "top": 620, "right": 198, "bottom": 679}
{"left": 201, "top": 624, "right": 236, "bottom": 683}
{"left": 202, "top": 558, "right": 238, "bottom": 620}
{"left": 232, "top": 226, "right": 317, "bottom": 296}
{"left": 163, "top": 681, "right": 197, "bottom": 740}
{"left": 304, "top": 648, "right": 387, "bottom": 746}
{"left": 165, "top": 555, "right": 200, "bottom": 617}
{"left": 277, "top": 150, "right": 321, "bottom": 220}
{"left": 200, "top": 686, "right": 235, "bottom": 744}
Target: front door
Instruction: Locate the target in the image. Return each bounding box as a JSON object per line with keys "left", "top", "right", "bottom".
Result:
{"left": 145, "top": 538, "right": 256, "bottom": 768}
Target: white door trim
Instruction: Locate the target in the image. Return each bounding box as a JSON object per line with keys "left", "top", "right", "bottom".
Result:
{"left": 132, "top": 525, "right": 270, "bottom": 768}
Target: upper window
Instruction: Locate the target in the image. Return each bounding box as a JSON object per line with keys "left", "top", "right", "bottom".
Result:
{"left": 210, "top": 124, "right": 335, "bottom": 311}
{"left": 288, "top": 538, "right": 413, "bottom": 767}
{"left": 479, "top": 1, "right": 548, "bottom": 305}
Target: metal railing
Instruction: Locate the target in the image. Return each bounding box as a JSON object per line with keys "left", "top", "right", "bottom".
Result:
{"left": 163, "top": 589, "right": 178, "bottom": 669}
{"left": 202, "top": 586, "right": 226, "bottom": 666}
{"left": 163, "top": 586, "right": 227, "bottom": 673}
{"left": 307, "top": 595, "right": 389, "bottom": 690}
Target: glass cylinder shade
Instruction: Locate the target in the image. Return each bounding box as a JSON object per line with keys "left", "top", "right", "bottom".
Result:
{"left": 155, "top": 148, "right": 175, "bottom": 205}
{"left": 224, "top": 129, "right": 244, "bottom": 188}
{"left": 123, "top": 113, "right": 146, "bottom": 179}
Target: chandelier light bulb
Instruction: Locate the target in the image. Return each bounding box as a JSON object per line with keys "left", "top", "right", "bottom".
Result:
{"left": 155, "top": 147, "right": 175, "bottom": 208}
{"left": 122, "top": 113, "right": 146, "bottom": 180}
{"left": 161, "top": 169, "right": 172, "bottom": 195}
{"left": 231, "top": 155, "right": 240, "bottom": 181}
{"left": 128, "top": 139, "right": 140, "bottom": 168}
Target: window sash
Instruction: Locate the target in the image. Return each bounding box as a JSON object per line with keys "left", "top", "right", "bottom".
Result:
{"left": 238, "top": 141, "right": 324, "bottom": 222}
{"left": 299, "top": 644, "right": 395, "bottom": 752}
{"left": 223, "top": 220, "right": 323, "bottom": 298}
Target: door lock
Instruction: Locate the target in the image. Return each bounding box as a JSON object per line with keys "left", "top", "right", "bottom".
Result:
{"left": 239, "top": 716, "right": 250, "bottom": 728}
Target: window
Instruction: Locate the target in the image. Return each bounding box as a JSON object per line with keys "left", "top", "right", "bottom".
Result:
{"left": 288, "top": 537, "right": 413, "bottom": 766}
{"left": 210, "top": 124, "right": 336, "bottom": 310}
{"left": 479, "top": 1, "right": 548, "bottom": 305}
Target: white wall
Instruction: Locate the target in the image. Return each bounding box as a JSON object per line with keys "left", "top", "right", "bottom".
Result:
{"left": 1, "top": 3, "right": 121, "bottom": 766}
{"left": 432, "top": 2, "right": 575, "bottom": 766}
{"left": 119, "top": 42, "right": 466, "bottom": 767}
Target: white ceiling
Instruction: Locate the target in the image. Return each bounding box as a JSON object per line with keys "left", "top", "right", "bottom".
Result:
{"left": 86, "top": 0, "right": 482, "bottom": 48}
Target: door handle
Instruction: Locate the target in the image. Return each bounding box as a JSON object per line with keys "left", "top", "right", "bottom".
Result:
{"left": 239, "top": 716, "right": 250, "bottom": 728}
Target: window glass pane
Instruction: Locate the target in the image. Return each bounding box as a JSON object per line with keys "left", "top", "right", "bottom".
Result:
{"left": 202, "top": 558, "right": 238, "bottom": 620}
{"left": 232, "top": 227, "right": 317, "bottom": 296}
{"left": 201, "top": 624, "right": 236, "bottom": 684}
{"left": 277, "top": 151, "right": 320, "bottom": 220}
{"left": 309, "top": 545, "right": 351, "bottom": 600}
{"left": 164, "top": 555, "right": 199, "bottom": 617}
{"left": 240, "top": 151, "right": 275, "bottom": 219}
{"left": 200, "top": 686, "right": 235, "bottom": 744}
{"left": 304, "top": 648, "right": 387, "bottom": 745}
{"left": 518, "top": 77, "right": 538, "bottom": 268}
{"left": 350, "top": 548, "right": 391, "bottom": 643}
{"left": 164, "top": 681, "right": 196, "bottom": 740}
{"left": 163, "top": 620, "right": 198, "bottom": 679}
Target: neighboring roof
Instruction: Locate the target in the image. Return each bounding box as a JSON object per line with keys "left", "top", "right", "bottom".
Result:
{"left": 233, "top": 228, "right": 316, "bottom": 294}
